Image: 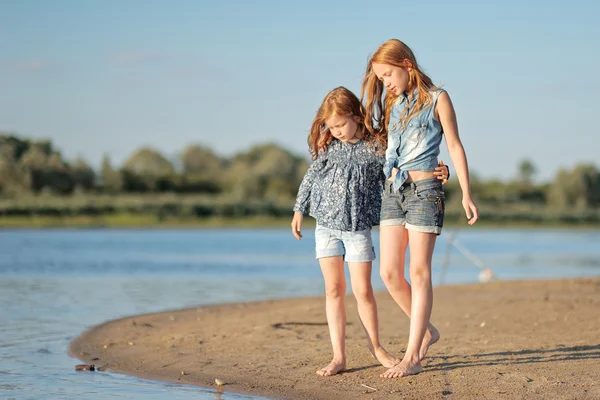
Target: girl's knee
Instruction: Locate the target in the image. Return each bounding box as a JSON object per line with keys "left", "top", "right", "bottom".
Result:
{"left": 409, "top": 264, "right": 432, "bottom": 284}
{"left": 325, "top": 283, "right": 346, "bottom": 299}
{"left": 352, "top": 283, "right": 373, "bottom": 300}
{"left": 380, "top": 268, "right": 408, "bottom": 288}
{"left": 379, "top": 267, "right": 394, "bottom": 283}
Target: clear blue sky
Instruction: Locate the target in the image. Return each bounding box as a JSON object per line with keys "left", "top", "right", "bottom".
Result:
{"left": 1, "top": 0, "right": 598, "bottom": 181}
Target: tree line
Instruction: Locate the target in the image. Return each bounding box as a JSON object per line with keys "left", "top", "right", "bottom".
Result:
{"left": 0, "top": 133, "right": 599, "bottom": 225}
{"left": 0, "top": 133, "right": 307, "bottom": 201}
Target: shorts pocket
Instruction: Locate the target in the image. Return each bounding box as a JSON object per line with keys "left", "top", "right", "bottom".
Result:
{"left": 413, "top": 187, "right": 445, "bottom": 227}
{"left": 416, "top": 187, "right": 445, "bottom": 202}
{"left": 347, "top": 230, "right": 372, "bottom": 254}
{"left": 380, "top": 190, "right": 403, "bottom": 220}
{"left": 421, "top": 189, "right": 446, "bottom": 227}
{"left": 315, "top": 225, "right": 332, "bottom": 249}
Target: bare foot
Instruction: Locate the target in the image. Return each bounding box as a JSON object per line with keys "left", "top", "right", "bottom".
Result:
{"left": 380, "top": 358, "right": 422, "bottom": 379}
{"left": 316, "top": 359, "right": 346, "bottom": 376}
{"left": 368, "top": 345, "right": 400, "bottom": 368}
{"left": 419, "top": 326, "right": 440, "bottom": 360}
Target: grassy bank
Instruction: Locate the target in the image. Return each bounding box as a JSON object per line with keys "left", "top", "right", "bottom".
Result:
{"left": 0, "top": 214, "right": 295, "bottom": 229}
{"left": 1, "top": 212, "right": 599, "bottom": 229}
{"left": 1, "top": 193, "right": 599, "bottom": 229}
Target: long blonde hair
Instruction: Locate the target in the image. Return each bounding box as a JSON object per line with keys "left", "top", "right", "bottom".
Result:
{"left": 361, "top": 39, "right": 437, "bottom": 149}
{"left": 307, "top": 87, "right": 368, "bottom": 160}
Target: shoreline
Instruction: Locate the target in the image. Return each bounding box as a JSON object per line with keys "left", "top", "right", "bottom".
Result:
{"left": 70, "top": 278, "right": 600, "bottom": 400}
{"left": 3, "top": 215, "right": 600, "bottom": 230}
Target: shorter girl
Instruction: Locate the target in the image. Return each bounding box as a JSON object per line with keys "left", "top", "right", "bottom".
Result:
{"left": 291, "top": 87, "right": 447, "bottom": 376}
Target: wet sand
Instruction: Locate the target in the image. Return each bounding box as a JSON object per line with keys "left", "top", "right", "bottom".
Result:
{"left": 71, "top": 278, "right": 600, "bottom": 399}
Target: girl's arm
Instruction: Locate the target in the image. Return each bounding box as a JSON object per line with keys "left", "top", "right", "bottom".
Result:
{"left": 436, "top": 91, "right": 479, "bottom": 225}
{"left": 293, "top": 156, "right": 322, "bottom": 214}
{"left": 292, "top": 151, "right": 327, "bottom": 239}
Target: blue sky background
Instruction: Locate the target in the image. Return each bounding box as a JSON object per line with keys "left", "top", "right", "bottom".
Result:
{"left": 1, "top": 0, "right": 598, "bottom": 181}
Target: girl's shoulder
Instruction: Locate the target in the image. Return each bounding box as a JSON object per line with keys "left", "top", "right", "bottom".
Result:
{"left": 322, "top": 138, "right": 343, "bottom": 153}
{"left": 428, "top": 88, "right": 448, "bottom": 112}
{"left": 354, "top": 140, "right": 386, "bottom": 164}
{"left": 427, "top": 87, "right": 447, "bottom": 102}
{"left": 324, "top": 138, "right": 381, "bottom": 158}
{"left": 362, "top": 138, "right": 385, "bottom": 153}
{"left": 312, "top": 139, "right": 341, "bottom": 161}
{"left": 351, "top": 136, "right": 382, "bottom": 153}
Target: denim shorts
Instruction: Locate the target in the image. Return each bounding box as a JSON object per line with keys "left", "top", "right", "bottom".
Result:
{"left": 380, "top": 177, "right": 445, "bottom": 235}
{"left": 315, "top": 224, "right": 376, "bottom": 262}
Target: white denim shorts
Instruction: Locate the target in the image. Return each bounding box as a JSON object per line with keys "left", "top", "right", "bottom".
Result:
{"left": 315, "top": 224, "right": 376, "bottom": 262}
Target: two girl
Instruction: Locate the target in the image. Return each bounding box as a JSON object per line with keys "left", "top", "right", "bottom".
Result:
{"left": 291, "top": 82, "right": 453, "bottom": 376}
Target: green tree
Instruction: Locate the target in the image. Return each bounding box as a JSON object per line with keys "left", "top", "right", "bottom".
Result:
{"left": 0, "top": 155, "right": 22, "bottom": 194}
{"left": 122, "top": 147, "right": 176, "bottom": 192}
{"left": 19, "top": 146, "right": 48, "bottom": 170}
{"left": 0, "top": 134, "right": 29, "bottom": 161}
{"left": 548, "top": 164, "right": 600, "bottom": 209}
{"left": 225, "top": 143, "right": 305, "bottom": 200}
{"left": 72, "top": 157, "right": 96, "bottom": 191}
{"left": 179, "top": 144, "right": 223, "bottom": 193}
{"left": 123, "top": 148, "right": 174, "bottom": 176}
{"left": 100, "top": 155, "right": 123, "bottom": 193}
{"left": 518, "top": 159, "right": 537, "bottom": 185}
{"left": 19, "top": 146, "right": 48, "bottom": 192}
{"left": 46, "top": 152, "right": 75, "bottom": 194}
{"left": 547, "top": 168, "right": 569, "bottom": 208}
{"left": 181, "top": 144, "right": 222, "bottom": 176}
{"left": 570, "top": 164, "right": 600, "bottom": 209}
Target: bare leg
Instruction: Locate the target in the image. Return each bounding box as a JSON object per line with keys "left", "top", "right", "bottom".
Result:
{"left": 347, "top": 261, "right": 400, "bottom": 368}
{"left": 379, "top": 225, "right": 440, "bottom": 360}
{"left": 381, "top": 231, "right": 437, "bottom": 378}
{"left": 316, "top": 255, "right": 347, "bottom": 376}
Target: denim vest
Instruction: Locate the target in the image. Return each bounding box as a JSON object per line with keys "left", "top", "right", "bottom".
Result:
{"left": 383, "top": 88, "right": 445, "bottom": 192}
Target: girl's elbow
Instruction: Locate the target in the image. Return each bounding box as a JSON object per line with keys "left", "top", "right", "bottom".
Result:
{"left": 446, "top": 139, "right": 465, "bottom": 154}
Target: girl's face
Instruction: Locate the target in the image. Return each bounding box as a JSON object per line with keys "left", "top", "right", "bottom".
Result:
{"left": 372, "top": 62, "right": 410, "bottom": 96}
{"left": 324, "top": 114, "right": 361, "bottom": 143}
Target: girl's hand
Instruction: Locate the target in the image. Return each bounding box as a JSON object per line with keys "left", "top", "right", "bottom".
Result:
{"left": 291, "top": 211, "right": 304, "bottom": 240}
{"left": 433, "top": 160, "right": 449, "bottom": 185}
{"left": 462, "top": 196, "right": 479, "bottom": 225}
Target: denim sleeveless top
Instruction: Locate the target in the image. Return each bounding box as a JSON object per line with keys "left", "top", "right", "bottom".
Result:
{"left": 383, "top": 88, "right": 445, "bottom": 192}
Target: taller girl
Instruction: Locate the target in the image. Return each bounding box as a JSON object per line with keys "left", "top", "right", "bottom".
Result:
{"left": 361, "top": 39, "right": 479, "bottom": 378}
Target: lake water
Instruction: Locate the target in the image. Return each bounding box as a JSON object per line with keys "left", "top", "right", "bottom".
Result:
{"left": 1, "top": 228, "right": 599, "bottom": 399}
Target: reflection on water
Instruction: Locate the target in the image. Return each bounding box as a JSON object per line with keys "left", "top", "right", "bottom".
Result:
{"left": 0, "top": 228, "right": 598, "bottom": 399}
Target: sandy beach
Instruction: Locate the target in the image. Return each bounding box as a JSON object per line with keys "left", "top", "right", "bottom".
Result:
{"left": 71, "top": 278, "right": 600, "bottom": 400}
